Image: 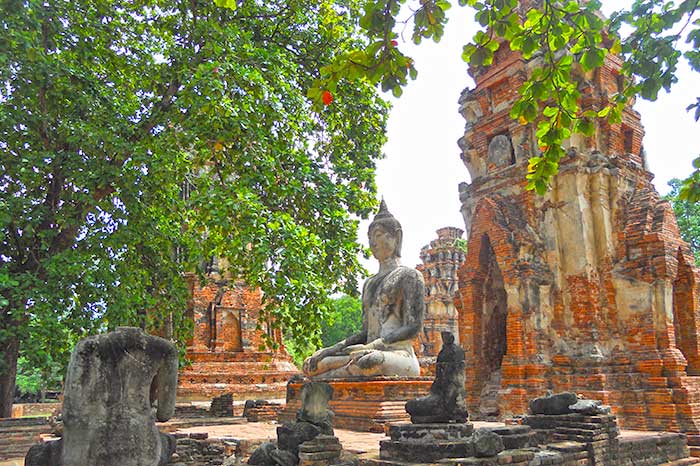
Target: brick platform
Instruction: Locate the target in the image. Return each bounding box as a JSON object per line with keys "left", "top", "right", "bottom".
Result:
{"left": 0, "top": 418, "right": 51, "bottom": 462}
{"left": 177, "top": 274, "right": 299, "bottom": 401}
{"left": 280, "top": 377, "right": 432, "bottom": 432}
{"left": 178, "top": 351, "right": 298, "bottom": 401}
{"left": 243, "top": 400, "right": 284, "bottom": 422}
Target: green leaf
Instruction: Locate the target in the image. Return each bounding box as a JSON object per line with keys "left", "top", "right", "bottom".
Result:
{"left": 214, "top": 0, "right": 237, "bottom": 10}
{"left": 436, "top": 0, "right": 452, "bottom": 11}
{"left": 597, "top": 106, "right": 611, "bottom": 118}
{"left": 581, "top": 48, "right": 605, "bottom": 71}
{"left": 543, "top": 106, "right": 558, "bottom": 117}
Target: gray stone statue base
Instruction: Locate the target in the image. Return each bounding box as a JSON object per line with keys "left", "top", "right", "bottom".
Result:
{"left": 380, "top": 423, "right": 475, "bottom": 463}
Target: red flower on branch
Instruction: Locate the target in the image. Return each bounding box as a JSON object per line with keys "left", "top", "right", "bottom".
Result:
{"left": 322, "top": 90, "right": 333, "bottom": 106}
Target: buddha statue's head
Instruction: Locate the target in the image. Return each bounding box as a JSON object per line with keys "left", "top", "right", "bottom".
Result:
{"left": 368, "top": 200, "right": 403, "bottom": 260}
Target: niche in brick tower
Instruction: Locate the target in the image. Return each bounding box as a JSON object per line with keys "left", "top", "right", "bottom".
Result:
{"left": 479, "top": 235, "right": 507, "bottom": 380}
{"left": 474, "top": 233, "right": 508, "bottom": 419}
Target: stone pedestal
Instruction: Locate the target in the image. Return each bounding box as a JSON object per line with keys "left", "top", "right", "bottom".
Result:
{"left": 379, "top": 423, "right": 474, "bottom": 463}
{"left": 281, "top": 377, "right": 432, "bottom": 432}
{"left": 298, "top": 434, "right": 342, "bottom": 466}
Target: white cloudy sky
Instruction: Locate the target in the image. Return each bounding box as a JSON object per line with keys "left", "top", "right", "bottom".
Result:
{"left": 357, "top": 2, "right": 700, "bottom": 272}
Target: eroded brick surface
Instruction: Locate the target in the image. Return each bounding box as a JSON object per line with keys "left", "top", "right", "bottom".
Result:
{"left": 177, "top": 273, "right": 299, "bottom": 401}
{"left": 453, "top": 31, "right": 700, "bottom": 451}
{"left": 416, "top": 227, "right": 466, "bottom": 372}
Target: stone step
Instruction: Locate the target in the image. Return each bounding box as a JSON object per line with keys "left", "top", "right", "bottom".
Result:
{"left": 660, "top": 459, "right": 700, "bottom": 465}
{"left": 180, "top": 360, "right": 297, "bottom": 371}
{"left": 185, "top": 351, "right": 288, "bottom": 363}
{"left": 177, "top": 383, "right": 287, "bottom": 401}
{"left": 0, "top": 417, "right": 49, "bottom": 427}
{"left": 690, "top": 445, "right": 700, "bottom": 457}
{"left": 178, "top": 380, "right": 287, "bottom": 389}
{"left": 0, "top": 435, "right": 41, "bottom": 448}
{"left": 545, "top": 441, "right": 588, "bottom": 453}
{"left": 0, "top": 419, "right": 51, "bottom": 461}
{"left": 178, "top": 372, "right": 292, "bottom": 385}
{"left": 0, "top": 444, "right": 35, "bottom": 461}
{"left": 179, "top": 367, "right": 295, "bottom": 376}
{"left": 554, "top": 426, "right": 607, "bottom": 436}
{"left": 0, "top": 437, "right": 36, "bottom": 448}
{"left": 0, "top": 424, "right": 51, "bottom": 438}
{"left": 380, "top": 439, "right": 474, "bottom": 463}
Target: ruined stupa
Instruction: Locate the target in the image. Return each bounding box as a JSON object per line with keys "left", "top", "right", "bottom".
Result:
{"left": 416, "top": 227, "right": 466, "bottom": 368}
{"left": 454, "top": 12, "right": 700, "bottom": 455}
{"left": 178, "top": 264, "right": 298, "bottom": 401}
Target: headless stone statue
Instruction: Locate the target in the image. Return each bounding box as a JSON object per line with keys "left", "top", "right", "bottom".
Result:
{"left": 406, "top": 331, "right": 468, "bottom": 423}
{"left": 61, "top": 327, "right": 178, "bottom": 466}
{"left": 303, "top": 200, "right": 425, "bottom": 379}
{"left": 249, "top": 382, "right": 338, "bottom": 466}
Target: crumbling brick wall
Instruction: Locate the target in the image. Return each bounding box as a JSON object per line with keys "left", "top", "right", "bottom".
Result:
{"left": 177, "top": 273, "right": 299, "bottom": 401}
{"left": 453, "top": 9, "right": 700, "bottom": 454}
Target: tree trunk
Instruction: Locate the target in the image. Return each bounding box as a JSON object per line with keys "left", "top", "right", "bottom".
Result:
{"left": 0, "top": 333, "right": 19, "bottom": 418}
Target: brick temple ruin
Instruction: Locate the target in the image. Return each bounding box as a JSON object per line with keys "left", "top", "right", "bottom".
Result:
{"left": 416, "top": 227, "right": 466, "bottom": 370}
{"left": 177, "top": 267, "right": 298, "bottom": 401}
{"left": 453, "top": 34, "right": 700, "bottom": 454}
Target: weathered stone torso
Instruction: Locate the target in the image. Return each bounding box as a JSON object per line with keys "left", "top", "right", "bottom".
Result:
{"left": 61, "top": 327, "right": 178, "bottom": 466}
{"left": 363, "top": 266, "right": 423, "bottom": 349}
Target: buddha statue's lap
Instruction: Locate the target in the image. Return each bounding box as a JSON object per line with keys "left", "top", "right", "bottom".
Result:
{"left": 303, "top": 201, "right": 425, "bottom": 379}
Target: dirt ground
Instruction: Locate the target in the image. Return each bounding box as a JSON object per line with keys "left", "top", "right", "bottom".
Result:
{"left": 0, "top": 419, "right": 674, "bottom": 466}
{"left": 0, "top": 420, "right": 393, "bottom": 466}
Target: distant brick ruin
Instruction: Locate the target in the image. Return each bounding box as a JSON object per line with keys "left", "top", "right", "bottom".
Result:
{"left": 454, "top": 33, "right": 700, "bottom": 454}
{"left": 177, "top": 269, "right": 298, "bottom": 401}
{"left": 416, "top": 227, "right": 466, "bottom": 368}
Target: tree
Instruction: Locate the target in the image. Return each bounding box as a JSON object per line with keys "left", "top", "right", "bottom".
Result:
{"left": 665, "top": 179, "right": 700, "bottom": 263}
{"left": 284, "top": 294, "right": 363, "bottom": 367}
{"left": 320, "top": 294, "right": 363, "bottom": 347}
{"left": 16, "top": 355, "right": 64, "bottom": 402}
{"left": 0, "top": 0, "right": 388, "bottom": 416}
{"left": 297, "top": 0, "right": 699, "bottom": 195}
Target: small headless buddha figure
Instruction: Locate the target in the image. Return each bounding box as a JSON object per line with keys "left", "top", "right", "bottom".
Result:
{"left": 303, "top": 200, "right": 425, "bottom": 379}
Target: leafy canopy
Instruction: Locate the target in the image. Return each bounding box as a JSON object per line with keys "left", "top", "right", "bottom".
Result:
{"left": 0, "top": 0, "right": 388, "bottom": 387}
{"left": 284, "top": 294, "right": 363, "bottom": 367}
{"left": 320, "top": 294, "right": 363, "bottom": 348}
{"left": 292, "top": 0, "right": 700, "bottom": 195}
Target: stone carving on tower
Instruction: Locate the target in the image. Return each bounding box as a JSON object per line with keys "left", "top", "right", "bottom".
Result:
{"left": 416, "top": 227, "right": 466, "bottom": 368}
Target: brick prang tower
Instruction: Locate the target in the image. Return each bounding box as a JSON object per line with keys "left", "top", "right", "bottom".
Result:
{"left": 454, "top": 26, "right": 700, "bottom": 452}
{"left": 416, "top": 227, "right": 466, "bottom": 366}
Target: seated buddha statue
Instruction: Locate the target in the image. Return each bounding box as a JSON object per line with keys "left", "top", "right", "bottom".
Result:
{"left": 303, "top": 200, "right": 425, "bottom": 379}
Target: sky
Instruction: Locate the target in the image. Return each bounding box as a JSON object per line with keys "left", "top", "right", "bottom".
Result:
{"left": 358, "top": 2, "right": 700, "bottom": 272}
